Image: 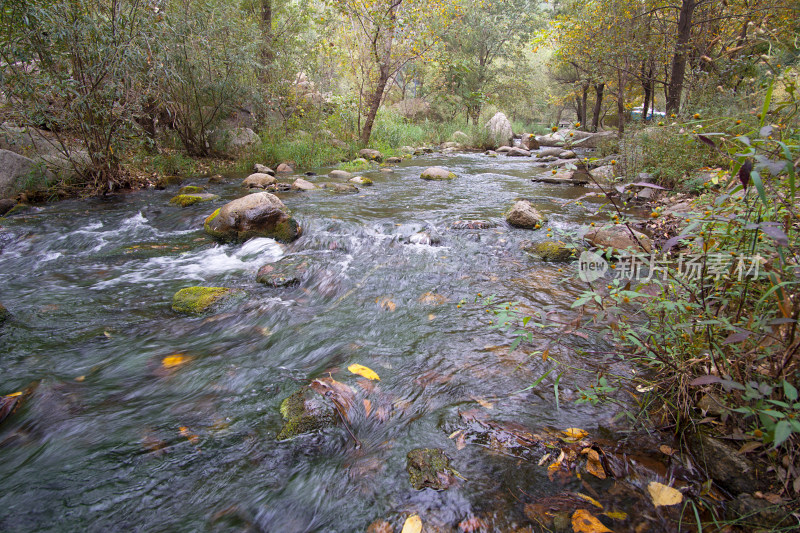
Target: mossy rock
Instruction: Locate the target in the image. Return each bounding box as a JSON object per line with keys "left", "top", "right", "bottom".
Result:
{"left": 349, "top": 176, "right": 373, "bottom": 186}
{"left": 406, "top": 448, "right": 459, "bottom": 490}
{"left": 170, "top": 193, "right": 219, "bottom": 207}
{"left": 420, "top": 167, "right": 456, "bottom": 181}
{"left": 172, "top": 286, "right": 244, "bottom": 314}
{"left": 276, "top": 387, "right": 336, "bottom": 441}
{"left": 4, "top": 204, "right": 31, "bottom": 217}
{"left": 524, "top": 241, "right": 577, "bottom": 262}
{"left": 156, "top": 175, "right": 183, "bottom": 189}
{"left": 178, "top": 185, "right": 205, "bottom": 195}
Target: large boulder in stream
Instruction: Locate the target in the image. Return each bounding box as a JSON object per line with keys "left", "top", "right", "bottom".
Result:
{"left": 172, "top": 287, "right": 244, "bottom": 314}
{"left": 506, "top": 200, "right": 547, "bottom": 229}
{"left": 406, "top": 448, "right": 460, "bottom": 490}
{"left": 276, "top": 387, "right": 336, "bottom": 441}
{"left": 420, "top": 167, "right": 456, "bottom": 181}
{"left": 585, "top": 225, "right": 652, "bottom": 254}
{"left": 485, "top": 112, "right": 513, "bottom": 148}
{"left": 204, "top": 192, "right": 302, "bottom": 243}
{"left": 0, "top": 149, "right": 49, "bottom": 196}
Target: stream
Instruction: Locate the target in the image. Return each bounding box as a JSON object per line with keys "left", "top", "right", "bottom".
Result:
{"left": 0, "top": 151, "right": 652, "bottom": 532}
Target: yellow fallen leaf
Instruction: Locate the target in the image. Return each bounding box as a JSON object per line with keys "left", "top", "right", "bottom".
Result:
{"left": 179, "top": 426, "right": 199, "bottom": 444}
{"left": 659, "top": 445, "right": 675, "bottom": 456}
{"left": 162, "top": 354, "right": 191, "bottom": 369}
{"left": 401, "top": 514, "right": 422, "bottom": 533}
{"left": 603, "top": 511, "right": 627, "bottom": 520}
{"left": 563, "top": 428, "right": 588, "bottom": 439}
{"left": 7, "top": 391, "right": 22, "bottom": 398}
{"left": 577, "top": 492, "right": 603, "bottom": 509}
{"left": 363, "top": 399, "right": 372, "bottom": 417}
{"left": 348, "top": 363, "right": 380, "bottom": 381}
{"left": 471, "top": 396, "right": 494, "bottom": 409}
{"left": 648, "top": 481, "right": 683, "bottom": 507}
{"left": 376, "top": 297, "right": 396, "bottom": 311}
{"left": 74, "top": 376, "right": 85, "bottom": 382}
{"left": 571, "top": 509, "right": 612, "bottom": 532}
{"left": 581, "top": 448, "right": 606, "bottom": 479}
{"left": 428, "top": 314, "right": 436, "bottom": 321}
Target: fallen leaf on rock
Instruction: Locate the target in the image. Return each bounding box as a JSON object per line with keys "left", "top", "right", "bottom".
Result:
{"left": 162, "top": 354, "right": 192, "bottom": 369}
{"left": 572, "top": 509, "right": 612, "bottom": 532}
{"left": 659, "top": 445, "right": 675, "bottom": 456}
{"left": 471, "top": 396, "right": 494, "bottom": 409}
{"left": 348, "top": 363, "right": 380, "bottom": 381}
{"left": 402, "top": 514, "right": 422, "bottom": 533}
{"left": 563, "top": 428, "right": 589, "bottom": 440}
{"left": 179, "top": 426, "right": 199, "bottom": 444}
{"left": 363, "top": 399, "right": 372, "bottom": 417}
{"left": 428, "top": 314, "right": 436, "bottom": 321}
{"left": 581, "top": 448, "right": 607, "bottom": 479}
{"left": 376, "top": 297, "right": 396, "bottom": 311}
{"left": 456, "top": 432, "right": 466, "bottom": 450}
{"left": 310, "top": 376, "right": 355, "bottom": 418}
{"left": 648, "top": 481, "right": 683, "bottom": 507}
{"left": 738, "top": 441, "right": 762, "bottom": 454}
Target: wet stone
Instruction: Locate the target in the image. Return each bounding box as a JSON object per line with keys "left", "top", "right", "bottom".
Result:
{"left": 406, "top": 448, "right": 458, "bottom": 490}
{"left": 256, "top": 257, "right": 313, "bottom": 288}
{"left": 276, "top": 387, "right": 336, "bottom": 441}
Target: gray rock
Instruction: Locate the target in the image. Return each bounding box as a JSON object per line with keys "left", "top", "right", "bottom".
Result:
{"left": 485, "top": 112, "right": 513, "bottom": 147}
{"left": 276, "top": 163, "right": 294, "bottom": 173}
{"left": 590, "top": 165, "right": 616, "bottom": 184}
{"left": 276, "top": 387, "right": 336, "bottom": 441}
{"left": 725, "top": 493, "right": 793, "bottom": 528}
{"left": 520, "top": 133, "right": 540, "bottom": 150}
{"left": 452, "top": 131, "right": 469, "bottom": 142}
{"left": 536, "top": 147, "right": 564, "bottom": 158}
{"left": 506, "top": 147, "right": 532, "bottom": 157}
{"left": 0, "top": 198, "right": 16, "bottom": 216}
{"left": 690, "top": 433, "right": 766, "bottom": 495}
{"left": 485, "top": 150, "right": 498, "bottom": 157}
{"left": 506, "top": 200, "right": 547, "bottom": 229}
{"left": 292, "top": 178, "right": 318, "bottom": 191}
{"left": 559, "top": 150, "right": 577, "bottom": 159}
{"left": 212, "top": 127, "right": 261, "bottom": 150}
{"left": 496, "top": 146, "right": 513, "bottom": 153}
{"left": 203, "top": 192, "right": 302, "bottom": 243}
{"left": 0, "top": 149, "right": 48, "bottom": 196}
{"left": 253, "top": 164, "right": 275, "bottom": 176}
{"left": 385, "top": 156, "right": 402, "bottom": 164}
{"left": 331, "top": 139, "right": 349, "bottom": 150}
{"left": 328, "top": 170, "right": 352, "bottom": 180}
{"left": 243, "top": 173, "right": 277, "bottom": 189}
{"left": 420, "top": 167, "right": 456, "bottom": 181}
{"left": 585, "top": 225, "right": 652, "bottom": 254}
{"left": 358, "top": 148, "right": 383, "bottom": 162}
{"left": 407, "top": 448, "right": 459, "bottom": 490}
{"left": 349, "top": 176, "right": 373, "bottom": 185}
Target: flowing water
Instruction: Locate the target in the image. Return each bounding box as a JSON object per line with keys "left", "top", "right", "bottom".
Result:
{"left": 0, "top": 152, "right": 644, "bottom": 532}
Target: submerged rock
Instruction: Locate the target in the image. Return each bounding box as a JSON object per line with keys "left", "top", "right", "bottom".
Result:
{"left": 172, "top": 286, "right": 243, "bottom": 314}
{"left": 322, "top": 182, "right": 359, "bottom": 193}
{"left": 420, "top": 167, "right": 456, "bottom": 181}
{"left": 204, "top": 192, "right": 302, "bottom": 243}
{"left": 243, "top": 173, "right": 277, "bottom": 189}
{"left": 451, "top": 220, "right": 496, "bottom": 230}
{"left": 585, "top": 225, "right": 651, "bottom": 254}
{"left": 408, "top": 230, "right": 441, "bottom": 246}
{"left": 169, "top": 193, "right": 219, "bottom": 207}
{"left": 256, "top": 257, "right": 313, "bottom": 288}
{"left": 506, "top": 200, "right": 547, "bottom": 229}
{"left": 349, "top": 176, "right": 373, "bottom": 186}
{"left": 524, "top": 241, "right": 576, "bottom": 262}
{"left": 276, "top": 387, "right": 336, "bottom": 441}
{"left": 406, "top": 448, "right": 459, "bottom": 490}
{"left": 0, "top": 302, "right": 8, "bottom": 323}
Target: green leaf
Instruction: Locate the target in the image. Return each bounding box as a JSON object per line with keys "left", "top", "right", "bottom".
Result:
{"left": 554, "top": 371, "right": 564, "bottom": 410}
{"left": 750, "top": 170, "right": 768, "bottom": 207}
{"left": 515, "top": 369, "right": 553, "bottom": 393}
{"left": 784, "top": 380, "right": 798, "bottom": 402}
{"left": 760, "top": 79, "right": 774, "bottom": 129}
{"left": 773, "top": 420, "right": 792, "bottom": 448}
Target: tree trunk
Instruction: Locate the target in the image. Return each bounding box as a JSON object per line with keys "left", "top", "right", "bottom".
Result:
{"left": 591, "top": 83, "right": 604, "bottom": 132}
{"left": 259, "top": 0, "right": 273, "bottom": 83}
{"left": 360, "top": 67, "right": 390, "bottom": 145}
{"left": 617, "top": 70, "right": 625, "bottom": 136}
{"left": 580, "top": 82, "right": 589, "bottom": 127}
{"left": 666, "top": 0, "right": 696, "bottom": 115}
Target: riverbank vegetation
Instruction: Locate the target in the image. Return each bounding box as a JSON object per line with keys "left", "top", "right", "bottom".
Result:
{"left": 2, "top": 0, "right": 800, "bottom": 528}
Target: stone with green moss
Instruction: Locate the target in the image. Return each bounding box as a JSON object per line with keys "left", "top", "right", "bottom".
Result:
{"left": 349, "top": 176, "right": 373, "bottom": 186}
{"left": 172, "top": 286, "right": 243, "bottom": 314}
{"left": 420, "top": 167, "right": 456, "bottom": 181}
{"left": 170, "top": 193, "right": 219, "bottom": 207}
{"left": 178, "top": 185, "right": 205, "bottom": 194}
{"left": 524, "top": 241, "right": 577, "bottom": 262}
{"left": 203, "top": 192, "right": 302, "bottom": 243}
{"left": 406, "top": 448, "right": 459, "bottom": 490}
{"left": 276, "top": 387, "right": 336, "bottom": 440}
